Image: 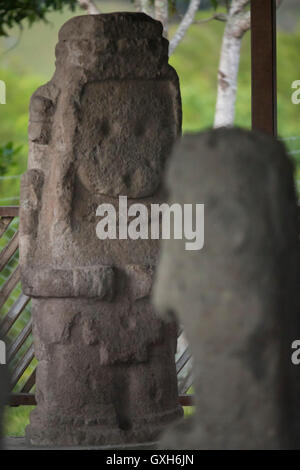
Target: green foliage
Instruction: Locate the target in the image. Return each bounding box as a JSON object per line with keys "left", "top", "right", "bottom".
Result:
{"left": 4, "top": 406, "right": 34, "bottom": 437}
{"left": 0, "top": 66, "right": 41, "bottom": 204}
{"left": 210, "top": 0, "right": 231, "bottom": 9}
{"left": 0, "top": 0, "right": 77, "bottom": 36}
{"left": 0, "top": 142, "right": 22, "bottom": 176}
{"left": 168, "top": 13, "right": 300, "bottom": 187}
{"left": 1, "top": 8, "right": 300, "bottom": 204}
{"left": 210, "top": 0, "right": 219, "bottom": 10}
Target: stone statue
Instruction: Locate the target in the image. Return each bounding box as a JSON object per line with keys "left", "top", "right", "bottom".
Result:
{"left": 154, "top": 128, "right": 300, "bottom": 449}
{"left": 20, "top": 13, "right": 182, "bottom": 446}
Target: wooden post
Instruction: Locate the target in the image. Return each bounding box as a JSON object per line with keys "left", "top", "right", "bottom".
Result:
{"left": 251, "top": 0, "right": 277, "bottom": 136}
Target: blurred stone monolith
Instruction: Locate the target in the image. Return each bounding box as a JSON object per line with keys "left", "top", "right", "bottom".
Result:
{"left": 19, "top": 13, "right": 182, "bottom": 447}
{"left": 154, "top": 128, "right": 300, "bottom": 449}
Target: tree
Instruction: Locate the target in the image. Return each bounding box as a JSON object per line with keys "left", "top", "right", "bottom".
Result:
{"left": 0, "top": 1, "right": 79, "bottom": 178}
{"left": 131, "top": 1, "right": 250, "bottom": 126}
{"left": 130, "top": 1, "right": 283, "bottom": 127}
{"left": 0, "top": 0, "right": 77, "bottom": 36}
{"left": 214, "top": 0, "right": 283, "bottom": 127}
{"left": 214, "top": 0, "right": 250, "bottom": 127}
{"left": 133, "top": 0, "right": 202, "bottom": 47}
{"left": 0, "top": 1, "right": 282, "bottom": 128}
{"left": 77, "top": 0, "right": 100, "bottom": 14}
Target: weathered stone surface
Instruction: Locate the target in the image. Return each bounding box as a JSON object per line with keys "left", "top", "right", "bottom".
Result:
{"left": 154, "top": 128, "right": 300, "bottom": 449}
{"left": 21, "top": 266, "right": 115, "bottom": 299}
{"left": 20, "top": 13, "right": 182, "bottom": 446}
{"left": 27, "top": 298, "right": 179, "bottom": 446}
{"left": 125, "top": 265, "right": 155, "bottom": 301}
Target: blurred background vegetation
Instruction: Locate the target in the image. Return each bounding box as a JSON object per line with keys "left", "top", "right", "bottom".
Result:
{"left": 1, "top": 0, "right": 300, "bottom": 436}
{"left": 0, "top": 0, "right": 300, "bottom": 205}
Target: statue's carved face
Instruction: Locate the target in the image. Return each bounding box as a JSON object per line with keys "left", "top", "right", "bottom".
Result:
{"left": 74, "top": 80, "right": 178, "bottom": 198}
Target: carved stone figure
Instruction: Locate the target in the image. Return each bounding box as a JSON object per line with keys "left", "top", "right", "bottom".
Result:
{"left": 20, "top": 13, "right": 182, "bottom": 446}
{"left": 154, "top": 128, "right": 300, "bottom": 449}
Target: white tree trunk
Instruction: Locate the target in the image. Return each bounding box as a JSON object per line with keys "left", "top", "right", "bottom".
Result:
{"left": 78, "top": 0, "right": 100, "bottom": 14}
{"left": 214, "top": 0, "right": 250, "bottom": 127}
{"left": 134, "top": 0, "right": 142, "bottom": 12}
{"left": 169, "top": 0, "right": 201, "bottom": 56}
{"left": 140, "top": 0, "right": 153, "bottom": 16}
{"left": 214, "top": 32, "right": 242, "bottom": 127}
{"left": 155, "top": 0, "right": 169, "bottom": 38}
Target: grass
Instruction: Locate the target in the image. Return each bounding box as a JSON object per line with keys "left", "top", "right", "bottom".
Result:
{"left": 3, "top": 406, "right": 34, "bottom": 437}
{"left": 4, "top": 407, "right": 195, "bottom": 437}
{"left": 184, "top": 407, "right": 195, "bottom": 418}
{"left": 4, "top": 406, "right": 195, "bottom": 437}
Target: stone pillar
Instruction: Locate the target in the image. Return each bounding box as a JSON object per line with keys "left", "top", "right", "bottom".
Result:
{"left": 154, "top": 128, "right": 300, "bottom": 449}
{"left": 20, "top": 13, "right": 182, "bottom": 447}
